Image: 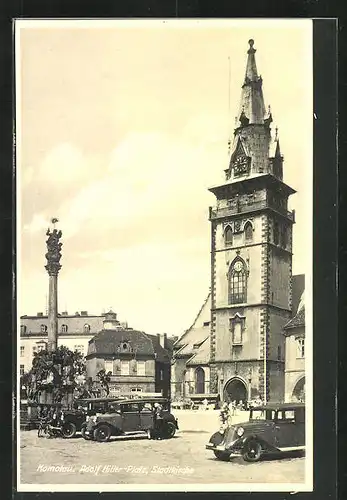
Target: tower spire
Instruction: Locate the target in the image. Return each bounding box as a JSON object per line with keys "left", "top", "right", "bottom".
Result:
{"left": 238, "top": 39, "right": 266, "bottom": 126}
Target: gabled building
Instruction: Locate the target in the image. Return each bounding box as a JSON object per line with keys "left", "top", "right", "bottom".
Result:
{"left": 86, "top": 311, "right": 174, "bottom": 397}
{"left": 171, "top": 294, "right": 211, "bottom": 399}
{"left": 283, "top": 288, "right": 305, "bottom": 402}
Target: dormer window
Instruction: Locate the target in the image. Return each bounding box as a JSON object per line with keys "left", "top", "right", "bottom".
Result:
{"left": 20, "top": 325, "right": 27, "bottom": 335}
{"left": 40, "top": 324, "right": 47, "bottom": 333}
{"left": 61, "top": 324, "right": 68, "bottom": 333}
{"left": 117, "top": 341, "right": 133, "bottom": 353}
{"left": 84, "top": 324, "right": 91, "bottom": 333}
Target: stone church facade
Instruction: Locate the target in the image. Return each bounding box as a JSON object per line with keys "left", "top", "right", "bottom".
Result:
{"left": 172, "top": 39, "right": 302, "bottom": 404}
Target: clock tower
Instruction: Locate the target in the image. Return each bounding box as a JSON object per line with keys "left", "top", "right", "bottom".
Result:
{"left": 208, "top": 40, "right": 295, "bottom": 403}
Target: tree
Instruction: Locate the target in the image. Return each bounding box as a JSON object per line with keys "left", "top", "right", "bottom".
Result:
{"left": 26, "top": 345, "right": 86, "bottom": 404}
{"left": 96, "top": 369, "right": 112, "bottom": 397}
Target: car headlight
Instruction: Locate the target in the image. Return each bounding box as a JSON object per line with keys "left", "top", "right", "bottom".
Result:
{"left": 236, "top": 426, "right": 244, "bottom": 437}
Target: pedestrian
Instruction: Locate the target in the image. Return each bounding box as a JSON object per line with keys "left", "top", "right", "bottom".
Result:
{"left": 153, "top": 402, "right": 164, "bottom": 439}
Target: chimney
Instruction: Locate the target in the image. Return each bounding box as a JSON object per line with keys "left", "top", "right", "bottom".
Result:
{"left": 159, "top": 333, "right": 167, "bottom": 349}
{"left": 81, "top": 311, "right": 88, "bottom": 316}
{"left": 61, "top": 311, "right": 68, "bottom": 316}
{"left": 37, "top": 312, "right": 43, "bottom": 317}
{"left": 75, "top": 312, "right": 80, "bottom": 316}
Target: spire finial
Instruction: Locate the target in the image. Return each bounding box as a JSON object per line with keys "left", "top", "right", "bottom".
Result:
{"left": 275, "top": 126, "right": 278, "bottom": 140}
{"left": 247, "top": 39, "right": 256, "bottom": 54}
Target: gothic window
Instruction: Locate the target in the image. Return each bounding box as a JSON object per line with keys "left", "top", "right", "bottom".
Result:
{"left": 195, "top": 367, "right": 205, "bottom": 394}
{"left": 228, "top": 259, "right": 247, "bottom": 304}
{"left": 273, "top": 221, "right": 279, "bottom": 245}
{"left": 224, "top": 225, "right": 233, "bottom": 246}
{"left": 61, "top": 324, "right": 68, "bottom": 333}
{"left": 40, "top": 324, "right": 47, "bottom": 333}
{"left": 84, "top": 324, "right": 91, "bottom": 333}
{"left": 244, "top": 222, "right": 253, "bottom": 242}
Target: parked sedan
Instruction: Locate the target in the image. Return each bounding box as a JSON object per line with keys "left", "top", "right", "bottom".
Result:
{"left": 82, "top": 397, "right": 178, "bottom": 442}
{"left": 206, "top": 402, "right": 305, "bottom": 462}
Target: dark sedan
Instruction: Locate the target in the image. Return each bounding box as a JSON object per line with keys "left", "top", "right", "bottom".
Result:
{"left": 206, "top": 402, "right": 305, "bottom": 462}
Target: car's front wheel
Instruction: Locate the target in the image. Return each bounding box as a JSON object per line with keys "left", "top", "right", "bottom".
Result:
{"left": 213, "top": 450, "right": 230, "bottom": 461}
{"left": 93, "top": 424, "right": 111, "bottom": 442}
{"left": 62, "top": 422, "right": 77, "bottom": 439}
{"left": 242, "top": 439, "right": 262, "bottom": 462}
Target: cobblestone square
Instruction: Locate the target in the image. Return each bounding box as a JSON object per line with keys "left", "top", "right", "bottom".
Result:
{"left": 19, "top": 411, "right": 306, "bottom": 488}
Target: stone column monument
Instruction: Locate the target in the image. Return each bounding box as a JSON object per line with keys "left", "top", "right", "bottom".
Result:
{"left": 45, "top": 218, "right": 62, "bottom": 352}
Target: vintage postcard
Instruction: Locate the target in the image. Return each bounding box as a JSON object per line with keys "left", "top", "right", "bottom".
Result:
{"left": 16, "top": 18, "right": 313, "bottom": 492}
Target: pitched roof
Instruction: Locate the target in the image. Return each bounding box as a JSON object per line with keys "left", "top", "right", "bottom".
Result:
{"left": 284, "top": 305, "right": 305, "bottom": 330}
{"left": 186, "top": 336, "right": 210, "bottom": 366}
{"left": 173, "top": 294, "right": 211, "bottom": 360}
{"left": 88, "top": 329, "right": 170, "bottom": 362}
{"left": 292, "top": 274, "right": 305, "bottom": 315}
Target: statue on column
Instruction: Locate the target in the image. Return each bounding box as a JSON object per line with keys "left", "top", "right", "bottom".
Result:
{"left": 45, "top": 219, "right": 63, "bottom": 275}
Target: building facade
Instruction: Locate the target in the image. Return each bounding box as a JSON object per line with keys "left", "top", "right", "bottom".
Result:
{"left": 171, "top": 294, "right": 211, "bottom": 400}
{"left": 172, "top": 39, "right": 301, "bottom": 404}
{"left": 284, "top": 291, "right": 305, "bottom": 402}
{"left": 86, "top": 311, "right": 174, "bottom": 397}
{"left": 19, "top": 310, "right": 107, "bottom": 375}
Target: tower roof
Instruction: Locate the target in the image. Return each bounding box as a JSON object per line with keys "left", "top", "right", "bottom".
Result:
{"left": 238, "top": 39, "right": 267, "bottom": 125}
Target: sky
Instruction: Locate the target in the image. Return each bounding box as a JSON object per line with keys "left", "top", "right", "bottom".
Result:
{"left": 16, "top": 19, "right": 313, "bottom": 337}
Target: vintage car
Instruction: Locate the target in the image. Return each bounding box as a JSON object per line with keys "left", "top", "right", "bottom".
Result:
{"left": 59, "top": 408, "right": 87, "bottom": 438}
{"left": 206, "top": 402, "right": 305, "bottom": 462}
{"left": 81, "top": 397, "right": 179, "bottom": 442}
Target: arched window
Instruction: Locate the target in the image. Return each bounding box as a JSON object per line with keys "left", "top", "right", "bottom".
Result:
{"left": 40, "top": 324, "right": 47, "bottom": 333}
{"left": 228, "top": 259, "right": 247, "bottom": 304}
{"left": 244, "top": 222, "right": 253, "bottom": 242}
{"left": 61, "top": 324, "right": 68, "bottom": 333}
{"left": 273, "top": 221, "right": 279, "bottom": 245}
{"left": 195, "top": 367, "right": 205, "bottom": 394}
{"left": 84, "top": 324, "right": 91, "bottom": 333}
{"left": 224, "top": 225, "right": 233, "bottom": 246}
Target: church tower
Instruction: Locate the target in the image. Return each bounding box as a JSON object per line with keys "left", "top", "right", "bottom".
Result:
{"left": 208, "top": 40, "right": 295, "bottom": 403}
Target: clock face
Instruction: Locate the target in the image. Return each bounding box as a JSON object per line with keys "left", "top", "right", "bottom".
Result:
{"left": 234, "top": 261, "right": 243, "bottom": 272}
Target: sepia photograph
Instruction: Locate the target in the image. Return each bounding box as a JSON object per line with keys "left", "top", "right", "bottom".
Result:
{"left": 16, "top": 18, "right": 313, "bottom": 492}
